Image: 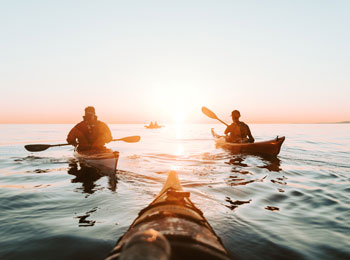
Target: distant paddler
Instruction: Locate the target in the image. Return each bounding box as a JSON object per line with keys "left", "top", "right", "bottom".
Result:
{"left": 145, "top": 121, "right": 163, "bottom": 129}
{"left": 67, "top": 106, "right": 113, "bottom": 151}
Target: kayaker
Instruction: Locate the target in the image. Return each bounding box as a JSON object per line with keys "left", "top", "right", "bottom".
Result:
{"left": 67, "top": 106, "right": 113, "bottom": 151}
{"left": 225, "top": 110, "right": 255, "bottom": 143}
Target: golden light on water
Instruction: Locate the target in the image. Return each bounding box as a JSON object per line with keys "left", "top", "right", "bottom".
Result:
{"left": 170, "top": 165, "right": 181, "bottom": 171}
{"left": 175, "top": 144, "right": 184, "bottom": 156}
{"left": 175, "top": 114, "right": 184, "bottom": 155}
{"left": 175, "top": 121, "right": 183, "bottom": 139}
{"left": 172, "top": 115, "right": 185, "bottom": 171}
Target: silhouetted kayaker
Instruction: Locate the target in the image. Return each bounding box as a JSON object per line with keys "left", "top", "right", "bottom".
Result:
{"left": 67, "top": 106, "right": 112, "bottom": 151}
{"left": 224, "top": 110, "right": 254, "bottom": 143}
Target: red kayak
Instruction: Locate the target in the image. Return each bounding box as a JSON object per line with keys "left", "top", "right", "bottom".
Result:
{"left": 211, "top": 128, "right": 285, "bottom": 157}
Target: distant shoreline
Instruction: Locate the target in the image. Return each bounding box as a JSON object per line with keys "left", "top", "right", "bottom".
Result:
{"left": 315, "top": 121, "right": 350, "bottom": 124}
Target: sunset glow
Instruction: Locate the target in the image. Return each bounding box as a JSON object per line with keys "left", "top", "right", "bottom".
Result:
{"left": 0, "top": 1, "right": 349, "bottom": 124}
{"left": 172, "top": 110, "right": 185, "bottom": 125}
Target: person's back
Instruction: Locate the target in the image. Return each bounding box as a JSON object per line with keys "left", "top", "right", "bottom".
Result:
{"left": 67, "top": 106, "right": 112, "bottom": 151}
{"left": 224, "top": 110, "right": 254, "bottom": 143}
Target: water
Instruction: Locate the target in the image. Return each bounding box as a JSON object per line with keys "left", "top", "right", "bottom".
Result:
{"left": 0, "top": 124, "right": 349, "bottom": 260}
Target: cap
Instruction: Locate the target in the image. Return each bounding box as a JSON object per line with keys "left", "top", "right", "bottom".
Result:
{"left": 85, "top": 106, "right": 96, "bottom": 115}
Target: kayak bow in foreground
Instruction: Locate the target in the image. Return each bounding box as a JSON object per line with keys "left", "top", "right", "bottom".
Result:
{"left": 107, "top": 171, "right": 231, "bottom": 260}
{"left": 211, "top": 128, "right": 285, "bottom": 157}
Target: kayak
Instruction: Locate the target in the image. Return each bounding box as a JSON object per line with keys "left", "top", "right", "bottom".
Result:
{"left": 144, "top": 125, "right": 163, "bottom": 129}
{"left": 74, "top": 148, "right": 119, "bottom": 173}
{"left": 212, "top": 128, "right": 285, "bottom": 157}
{"left": 106, "top": 171, "right": 231, "bottom": 260}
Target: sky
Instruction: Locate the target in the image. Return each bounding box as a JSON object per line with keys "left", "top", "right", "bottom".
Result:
{"left": 1, "top": 0, "right": 349, "bottom": 124}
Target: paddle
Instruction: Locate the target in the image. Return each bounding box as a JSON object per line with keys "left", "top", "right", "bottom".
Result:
{"left": 201, "top": 106, "right": 229, "bottom": 126}
{"left": 24, "top": 135, "right": 141, "bottom": 152}
{"left": 24, "top": 143, "right": 69, "bottom": 152}
{"left": 113, "top": 135, "right": 140, "bottom": 143}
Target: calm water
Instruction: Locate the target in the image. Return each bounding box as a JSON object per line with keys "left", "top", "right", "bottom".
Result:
{"left": 0, "top": 124, "right": 349, "bottom": 260}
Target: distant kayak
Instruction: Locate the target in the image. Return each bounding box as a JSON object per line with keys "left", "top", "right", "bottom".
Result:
{"left": 211, "top": 128, "right": 285, "bottom": 157}
{"left": 107, "top": 171, "right": 231, "bottom": 260}
{"left": 144, "top": 125, "right": 164, "bottom": 129}
{"left": 74, "top": 148, "right": 119, "bottom": 173}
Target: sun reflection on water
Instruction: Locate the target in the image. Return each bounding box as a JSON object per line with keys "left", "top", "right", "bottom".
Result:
{"left": 171, "top": 119, "right": 185, "bottom": 171}
{"left": 175, "top": 144, "right": 184, "bottom": 156}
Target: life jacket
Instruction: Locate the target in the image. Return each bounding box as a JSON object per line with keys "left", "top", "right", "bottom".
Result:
{"left": 67, "top": 120, "right": 112, "bottom": 151}
{"left": 227, "top": 122, "right": 242, "bottom": 143}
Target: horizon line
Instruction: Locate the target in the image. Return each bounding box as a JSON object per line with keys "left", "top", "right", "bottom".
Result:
{"left": 1, "top": 121, "right": 349, "bottom": 125}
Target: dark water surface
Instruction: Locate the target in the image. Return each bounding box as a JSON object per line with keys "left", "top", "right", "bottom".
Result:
{"left": 0, "top": 124, "right": 349, "bottom": 260}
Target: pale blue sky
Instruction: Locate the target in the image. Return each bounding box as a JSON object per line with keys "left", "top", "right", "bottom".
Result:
{"left": 1, "top": 0, "right": 349, "bottom": 123}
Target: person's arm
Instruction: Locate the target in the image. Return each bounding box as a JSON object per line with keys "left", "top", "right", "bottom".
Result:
{"left": 224, "top": 125, "right": 231, "bottom": 135}
{"left": 93, "top": 122, "right": 113, "bottom": 148}
{"left": 102, "top": 122, "right": 113, "bottom": 143}
{"left": 66, "top": 125, "right": 79, "bottom": 146}
{"left": 246, "top": 125, "right": 254, "bottom": 143}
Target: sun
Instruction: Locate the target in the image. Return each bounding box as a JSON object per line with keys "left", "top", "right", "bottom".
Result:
{"left": 172, "top": 110, "right": 185, "bottom": 124}
{"left": 151, "top": 83, "right": 206, "bottom": 124}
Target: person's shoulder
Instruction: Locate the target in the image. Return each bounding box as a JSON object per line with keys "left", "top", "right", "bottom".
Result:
{"left": 97, "top": 120, "right": 110, "bottom": 127}
{"left": 74, "top": 121, "right": 85, "bottom": 128}
{"left": 239, "top": 121, "right": 249, "bottom": 127}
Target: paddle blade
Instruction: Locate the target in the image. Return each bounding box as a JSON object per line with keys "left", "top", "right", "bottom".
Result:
{"left": 201, "top": 106, "right": 218, "bottom": 120}
{"left": 117, "top": 136, "right": 141, "bottom": 143}
{"left": 24, "top": 144, "right": 51, "bottom": 152}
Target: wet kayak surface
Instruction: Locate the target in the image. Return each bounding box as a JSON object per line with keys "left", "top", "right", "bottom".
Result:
{"left": 0, "top": 123, "right": 349, "bottom": 260}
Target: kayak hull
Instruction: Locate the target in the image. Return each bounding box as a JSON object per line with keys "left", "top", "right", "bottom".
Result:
{"left": 212, "top": 128, "right": 285, "bottom": 157}
{"left": 144, "top": 125, "right": 163, "bottom": 129}
{"left": 107, "top": 171, "right": 231, "bottom": 260}
{"left": 74, "top": 149, "right": 119, "bottom": 173}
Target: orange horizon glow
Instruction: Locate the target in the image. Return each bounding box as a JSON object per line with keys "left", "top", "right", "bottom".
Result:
{"left": 0, "top": 111, "right": 349, "bottom": 124}
{"left": 1, "top": 104, "right": 348, "bottom": 124}
{"left": 1, "top": 90, "right": 349, "bottom": 124}
{"left": 2, "top": 83, "right": 349, "bottom": 124}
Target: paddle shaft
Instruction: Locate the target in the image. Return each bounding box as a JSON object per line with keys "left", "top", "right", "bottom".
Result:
{"left": 201, "top": 106, "right": 229, "bottom": 126}
{"left": 25, "top": 135, "right": 140, "bottom": 152}
{"left": 112, "top": 135, "right": 140, "bottom": 143}
{"left": 51, "top": 143, "right": 70, "bottom": 147}
{"left": 217, "top": 118, "right": 229, "bottom": 127}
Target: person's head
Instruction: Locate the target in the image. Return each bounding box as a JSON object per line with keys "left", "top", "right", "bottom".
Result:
{"left": 231, "top": 110, "right": 241, "bottom": 121}
{"left": 83, "top": 106, "right": 97, "bottom": 123}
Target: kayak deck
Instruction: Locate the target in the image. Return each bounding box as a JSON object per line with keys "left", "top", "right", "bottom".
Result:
{"left": 212, "top": 128, "right": 285, "bottom": 157}
{"left": 74, "top": 148, "right": 119, "bottom": 173}
{"left": 107, "top": 171, "right": 231, "bottom": 260}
